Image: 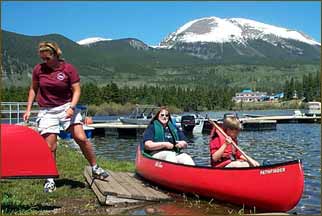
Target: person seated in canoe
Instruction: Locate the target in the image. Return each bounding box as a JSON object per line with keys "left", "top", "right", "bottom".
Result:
{"left": 142, "top": 106, "right": 195, "bottom": 165}
{"left": 209, "top": 116, "right": 260, "bottom": 168}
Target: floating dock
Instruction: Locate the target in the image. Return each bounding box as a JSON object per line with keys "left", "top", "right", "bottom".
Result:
{"left": 84, "top": 166, "right": 170, "bottom": 205}
{"left": 240, "top": 118, "right": 277, "bottom": 131}
{"left": 243, "top": 115, "right": 320, "bottom": 123}
{"left": 88, "top": 122, "right": 148, "bottom": 129}
{"left": 202, "top": 118, "right": 277, "bottom": 133}
{"left": 88, "top": 122, "right": 148, "bottom": 137}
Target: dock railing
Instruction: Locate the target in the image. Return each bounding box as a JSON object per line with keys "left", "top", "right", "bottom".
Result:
{"left": 1, "top": 102, "right": 39, "bottom": 124}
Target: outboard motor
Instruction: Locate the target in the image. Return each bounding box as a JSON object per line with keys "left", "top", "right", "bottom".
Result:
{"left": 181, "top": 114, "right": 196, "bottom": 133}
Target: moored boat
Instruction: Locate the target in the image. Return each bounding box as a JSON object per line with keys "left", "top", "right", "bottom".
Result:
{"left": 119, "top": 117, "right": 151, "bottom": 125}
{"left": 135, "top": 145, "right": 304, "bottom": 212}
{"left": 305, "top": 101, "right": 321, "bottom": 117}
{"left": 119, "top": 105, "right": 158, "bottom": 125}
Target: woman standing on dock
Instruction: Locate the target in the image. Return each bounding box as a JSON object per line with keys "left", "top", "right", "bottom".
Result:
{"left": 142, "top": 106, "right": 195, "bottom": 165}
{"left": 23, "top": 41, "right": 108, "bottom": 193}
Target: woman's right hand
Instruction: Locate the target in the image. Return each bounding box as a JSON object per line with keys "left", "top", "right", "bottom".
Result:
{"left": 23, "top": 111, "right": 31, "bottom": 122}
{"left": 163, "top": 142, "right": 174, "bottom": 150}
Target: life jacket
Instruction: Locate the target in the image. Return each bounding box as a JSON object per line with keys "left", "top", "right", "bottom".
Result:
{"left": 153, "top": 120, "right": 180, "bottom": 153}
{"left": 210, "top": 127, "right": 239, "bottom": 168}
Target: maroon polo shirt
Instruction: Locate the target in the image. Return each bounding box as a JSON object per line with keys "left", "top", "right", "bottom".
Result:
{"left": 32, "top": 61, "right": 80, "bottom": 107}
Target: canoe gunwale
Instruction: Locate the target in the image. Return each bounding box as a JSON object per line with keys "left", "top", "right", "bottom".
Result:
{"left": 139, "top": 148, "right": 302, "bottom": 170}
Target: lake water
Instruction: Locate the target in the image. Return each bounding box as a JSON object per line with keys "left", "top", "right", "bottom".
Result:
{"left": 85, "top": 110, "right": 320, "bottom": 214}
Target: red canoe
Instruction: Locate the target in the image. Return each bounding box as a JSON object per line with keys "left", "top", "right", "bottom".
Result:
{"left": 1, "top": 124, "right": 59, "bottom": 179}
{"left": 135, "top": 145, "right": 304, "bottom": 212}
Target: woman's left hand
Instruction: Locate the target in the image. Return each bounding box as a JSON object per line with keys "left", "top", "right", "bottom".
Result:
{"left": 65, "top": 107, "right": 74, "bottom": 118}
{"left": 175, "top": 141, "right": 187, "bottom": 149}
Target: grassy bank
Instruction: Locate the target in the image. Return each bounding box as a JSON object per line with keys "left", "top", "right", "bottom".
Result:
{"left": 1, "top": 142, "right": 135, "bottom": 215}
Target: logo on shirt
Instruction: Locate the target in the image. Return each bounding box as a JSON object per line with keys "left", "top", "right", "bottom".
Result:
{"left": 57, "top": 72, "right": 66, "bottom": 81}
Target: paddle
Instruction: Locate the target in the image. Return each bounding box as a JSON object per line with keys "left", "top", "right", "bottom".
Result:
{"left": 207, "top": 118, "right": 257, "bottom": 167}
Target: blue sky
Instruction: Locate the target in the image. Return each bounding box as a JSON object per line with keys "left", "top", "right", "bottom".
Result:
{"left": 2, "top": 1, "right": 321, "bottom": 46}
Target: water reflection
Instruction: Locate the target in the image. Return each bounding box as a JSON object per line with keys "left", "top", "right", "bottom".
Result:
{"left": 125, "top": 194, "right": 256, "bottom": 215}
{"left": 127, "top": 201, "right": 233, "bottom": 216}
{"left": 89, "top": 112, "right": 320, "bottom": 215}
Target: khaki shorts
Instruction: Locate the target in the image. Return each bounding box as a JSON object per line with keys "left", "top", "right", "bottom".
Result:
{"left": 36, "top": 102, "right": 82, "bottom": 135}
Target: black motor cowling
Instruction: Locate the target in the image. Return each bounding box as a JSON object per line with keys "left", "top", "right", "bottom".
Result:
{"left": 181, "top": 115, "right": 196, "bottom": 132}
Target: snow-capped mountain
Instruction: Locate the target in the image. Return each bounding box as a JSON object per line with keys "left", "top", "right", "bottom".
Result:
{"left": 160, "top": 17, "right": 320, "bottom": 61}
{"left": 161, "top": 17, "right": 320, "bottom": 46}
{"left": 77, "top": 37, "right": 112, "bottom": 45}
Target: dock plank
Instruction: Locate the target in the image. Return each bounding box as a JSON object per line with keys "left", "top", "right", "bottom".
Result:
{"left": 84, "top": 166, "right": 132, "bottom": 198}
{"left": 116, "top": 172, "right": 162, "bottom": 201}
{"left": 84, "top": 166, "right": 171, "bottom": 205}
{"left": 108, "top": 171, "right": 148, "bottom": 200}
{"left": 84, "top": 166, "right": 106, "bottom": 204}
{"left": 84, "top": 168, "right": 143, "bottom": 205}
{"left": 126, "top": 172, "right": 170, "bottom": 200}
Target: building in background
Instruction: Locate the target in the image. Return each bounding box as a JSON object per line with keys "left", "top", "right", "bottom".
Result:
{"left": 233, "top": 89, "right": 267, "bottom": 103}
{"left": 233, "top": 89, "right": 284, "bottom": 103}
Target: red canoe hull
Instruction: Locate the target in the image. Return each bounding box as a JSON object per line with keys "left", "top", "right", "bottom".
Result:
{"left": 135, "top": 145, "right": 304, "bottom": 212}
{"left": 1, "top": 124, "right": 59, "bottom": 179}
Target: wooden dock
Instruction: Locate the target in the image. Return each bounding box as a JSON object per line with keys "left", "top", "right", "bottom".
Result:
{"left": 88, "top": 122, "right": 148, "bottom": 129}
{"left": 203, "top": 118, "right": 277, "bottom": 133}
{"left": 244, "top": 115, "right": 320, "bottom": 123}
{"left": 88, "top": 122, "right": 148, "bottom": 136}
{"left": 240, "top": 118, "right": 277, "bottom": 131}
{"left": 84, "top": 166, "right": 171, "bottom": 206}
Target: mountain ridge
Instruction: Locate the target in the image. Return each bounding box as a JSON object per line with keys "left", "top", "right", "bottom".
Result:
{"left": 2, "top": 16, "right": 320, "bottom": 89}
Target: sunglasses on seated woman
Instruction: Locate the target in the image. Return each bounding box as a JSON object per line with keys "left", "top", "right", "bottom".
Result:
{"left": 160, "top": 113, "right": 169, "bottom": 117}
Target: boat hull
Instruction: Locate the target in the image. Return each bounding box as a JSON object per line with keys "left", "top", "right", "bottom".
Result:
{"left": 1, "top": 124, "right": 59, "bottom": 179}
{"left": 119, "top": 118, "right": 151, "bottom": 125}
{"left": 135, "top": 145, "right": 304, "bottom": 212}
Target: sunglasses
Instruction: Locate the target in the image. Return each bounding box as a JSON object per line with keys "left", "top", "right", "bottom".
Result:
{"left": 160, "top": 113, "right": 169, "bottom": 117}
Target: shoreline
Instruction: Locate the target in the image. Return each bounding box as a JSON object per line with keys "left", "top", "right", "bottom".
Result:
{"left": 87, "top": 100, "right": 306, "bottom": 116}
{"left": 231, "top": 100, "right": 305, "bottom": 111}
